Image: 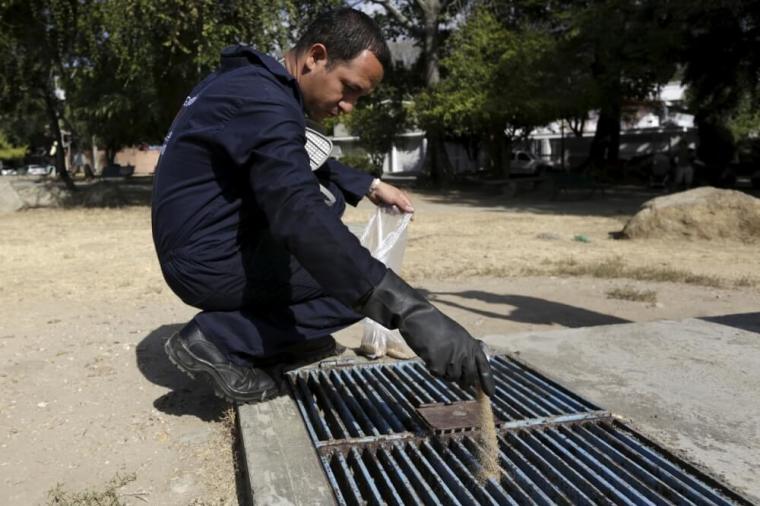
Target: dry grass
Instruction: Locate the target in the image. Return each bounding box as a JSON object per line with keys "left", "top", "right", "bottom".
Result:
{"left": 47, "top": 473, "right": 138, "bottom": 506}
{"left": 525, "top": 256, "right": 756, "bottom": 289}
{"left": 735, "top": 276, "right": 756, "bottom": 288}
{"left": 44, "top": 407, "right": 239, "bottom": 506}
{"left": 606, "top": 285, "right": 658, "bottom": 304}
{"left": 189, "top": 405, "right": 239, "bottom": 505}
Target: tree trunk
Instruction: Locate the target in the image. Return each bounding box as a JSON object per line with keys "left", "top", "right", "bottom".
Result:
{"left": 44, "top": 92, "right": 74, "bottom": 190}
{"left": 422, "top": 16, "right": 440, "bottom": 86}
{"left": 372, "top": 0, "right": 451, "bottom": 184}
{"left": 694, "top": 112, "right": 735, "bottom": 185}
{"left": 106, "top": 147, "right": 117, "bottom": 166}
{"left": 502, "top": 135, "right": 512, "bottom": 179}
{"left": 424, "top": 129, "right": 454, "bottom": 185}
{"left": 91, "top": 136, "right": 100, "bottom": 174}
{"left": 419, "top": 0, "right": 453, "bottom": 185}
{"left": 589, "top": 98, "right": 621, "bottom": 169}
{"left": 483, "top": 127, "right": 501, "bottom": 177}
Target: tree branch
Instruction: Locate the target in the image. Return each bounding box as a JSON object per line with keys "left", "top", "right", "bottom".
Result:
{"left": 368, "top": 0, "right": 419, "bottom": 34}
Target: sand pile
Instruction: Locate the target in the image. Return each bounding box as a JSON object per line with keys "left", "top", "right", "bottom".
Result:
{"left": 622, "top": 187, "right": 760, "bottom": 242}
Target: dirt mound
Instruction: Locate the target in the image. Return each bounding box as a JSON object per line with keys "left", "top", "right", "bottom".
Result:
{"left": 622, "top": 187, "right": 760, "bottom": 242}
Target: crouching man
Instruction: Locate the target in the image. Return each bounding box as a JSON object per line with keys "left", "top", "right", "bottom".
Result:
{"left": 151, "top": 8, "right": 494, "bottom": 403}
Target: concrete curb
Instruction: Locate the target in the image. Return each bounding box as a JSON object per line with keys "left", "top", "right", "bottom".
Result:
{"left": 237, "top": 395, "right": 333, "bottom": 505}
{"left": 236, "top": 352, "right": 381, "bottom": 505}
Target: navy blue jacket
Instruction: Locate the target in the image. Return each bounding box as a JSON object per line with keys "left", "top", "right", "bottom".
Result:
{"left": 152, "top": 46, "right": 387, "bottom": 306}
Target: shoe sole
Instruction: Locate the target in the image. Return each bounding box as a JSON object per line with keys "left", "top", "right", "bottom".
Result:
{"left": 164, "top": 333, "right": 282, "bottom": 404}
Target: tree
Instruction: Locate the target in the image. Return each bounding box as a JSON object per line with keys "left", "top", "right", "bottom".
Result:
{"left": 338, "top": 54, "right": 418, "bottom": 173}
{"left": 418, "top": 7, "right": 574, "bottom": 176}
{"left": 69, "top": 0, "right": 340, "bottom": 162}
{"left": 366, "top": 0, "right": 469, "bottom": 183}
{"left": 2, "top": 0, "right": 342, "bottom": 172}
{"left": 0, "top": 0, "right": 91, "bottom": 187}
{"left": 677, "top": 0, "right": 760, "bottom": 170}
{"left": 536, "top": 0, "right": 678, "bottom": 168}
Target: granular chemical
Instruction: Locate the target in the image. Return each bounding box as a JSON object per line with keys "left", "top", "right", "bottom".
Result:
{"left": 476, "top": 388, "right": 500, "bottom": 483}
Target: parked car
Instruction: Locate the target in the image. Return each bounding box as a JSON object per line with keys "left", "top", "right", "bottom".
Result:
{"left": 25, "top": 164, "right": 56, "bottom": 176}
{"left": 510, "top": 151, "right": 554, "bottom": 176}
{"left": 1, "top": 167, "right": 18, "bottom": 176}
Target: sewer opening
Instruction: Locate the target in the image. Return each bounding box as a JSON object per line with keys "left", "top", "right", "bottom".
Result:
{"left": 287, "top": 356, "right": 751, "bottom": 505}
{"left": 319, "top": 420, "right": 751, "bottom": 506}
{"left": 288, "top": 356, "right": 600, "bottom": 444}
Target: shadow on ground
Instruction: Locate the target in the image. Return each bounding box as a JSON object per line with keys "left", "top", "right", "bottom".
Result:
{"left": 406, "top": 183, "right": 660, "bottom": 217}
{"left": 69, "top": 176, "right": 154, "bottom": 207}
{"left": 701, "top": 312, "right": 760, "bottom": 334}
{"left": 136, "top": 323, "right": 230, "bottom": 421}
{"left": 420, "top": 289, "right": 630, "bottom": 328}
{"left": 404, "top": 180, "right": 760, "bottom": 218}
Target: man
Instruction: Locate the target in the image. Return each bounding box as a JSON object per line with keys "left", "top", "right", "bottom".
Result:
{"left": 152, "top": 8, "right": 494, "bottom": 403}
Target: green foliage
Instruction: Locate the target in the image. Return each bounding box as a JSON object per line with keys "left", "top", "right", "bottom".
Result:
{"left": 0, "top": 131, "right": 27, "bottom": 160}
{"left": 342, "top": 104, "right": 396, "bottom": 171}
{"left": 0, "top": 0, "right": 85, "bottom": 168}
{"left": 2, "top": 0, "right": 756, "bottom": 174}
{"left": 417, "top": 7, "right": 574, "bottom": 174}
{"left": 679, "top": 0, "right": 759, "bottom": 119}
{"left": 1, "top": 0, "right": 341, "bottom": 158}
{"left": 342, "top": 94, "right": 413, "bottom": 173}
{"left": 338, "top": 58, "right": 418, "bottom": 174}
{"left": 575, "top": 0, "right": 678, "bottom": 102}
{"left": 338, "top": 152, "right": 376, "bottom": 174}
{"left": 728, "top": 94, "right": 760, "bottom": 142}
{"left": 70, "top": 0, "right": 315, "bottom": 153}
{"left": 673, "top": 0, "right": 760, "bottom": 167}
{"left": 419, "top": 9, "right": 559, "bottom": 136}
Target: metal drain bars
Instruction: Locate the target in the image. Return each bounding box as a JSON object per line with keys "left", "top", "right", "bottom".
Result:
{"left": 320, "top": 420, "right": 750, "bottom": 506}
{"left": 289, "top": 356, "right": 600, "bottom": 442}
{"left": 287, "top": 357, "right": 751, "bottom": 505}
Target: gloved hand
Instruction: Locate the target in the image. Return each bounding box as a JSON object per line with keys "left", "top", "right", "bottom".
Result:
{"left": 356, "top": 269, "right": 495, "bottom": 396}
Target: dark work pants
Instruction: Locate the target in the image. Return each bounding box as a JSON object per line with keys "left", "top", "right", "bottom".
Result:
{"left": 160, "top": 179, "right": 363, "bottom": 366}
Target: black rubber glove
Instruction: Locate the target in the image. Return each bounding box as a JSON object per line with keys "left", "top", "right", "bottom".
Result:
{"left": 356, "top": 269, "right": 495, "bottom": 396}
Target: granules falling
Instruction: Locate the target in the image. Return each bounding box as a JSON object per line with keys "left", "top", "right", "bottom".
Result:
{"left": 476, "top": 388, "right": 500, "bottom": 483}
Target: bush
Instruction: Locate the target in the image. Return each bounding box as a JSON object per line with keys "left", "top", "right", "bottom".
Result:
{"left": 339, "top": 152, "right": 378, "bottom": 175}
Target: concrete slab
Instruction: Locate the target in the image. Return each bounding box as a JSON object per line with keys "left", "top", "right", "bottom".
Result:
{"left": 483, "top": 315, "right": 760, "bottom": 503}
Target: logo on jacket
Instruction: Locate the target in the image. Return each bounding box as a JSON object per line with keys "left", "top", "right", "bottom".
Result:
{"left": 160, "top": 131, "right": 173, "bottom": 156}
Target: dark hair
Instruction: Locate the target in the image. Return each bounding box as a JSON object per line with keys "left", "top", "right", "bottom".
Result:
{"left": 294, "top": 8, "right": 391, "bottom": 70}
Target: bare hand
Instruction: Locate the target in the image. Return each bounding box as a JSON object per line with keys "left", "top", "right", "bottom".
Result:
{"left": 367, "top": 181, "right": 415, "bottom": 213}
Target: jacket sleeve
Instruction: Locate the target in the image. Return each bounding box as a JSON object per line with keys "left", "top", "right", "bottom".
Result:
{"left": 213, "top": 85, "right": 386, "bottom": 306}
{"left": 315, "top": 158, "right": 374, "bottom": 207}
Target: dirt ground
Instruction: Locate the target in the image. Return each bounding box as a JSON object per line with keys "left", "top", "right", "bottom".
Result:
{"left": 1, "top": 182, "right": 759, "bottom": 504}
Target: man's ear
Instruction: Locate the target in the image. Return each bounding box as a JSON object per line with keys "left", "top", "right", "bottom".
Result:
{"left": 305, "top": 43, "right": 328, "bottom": 72}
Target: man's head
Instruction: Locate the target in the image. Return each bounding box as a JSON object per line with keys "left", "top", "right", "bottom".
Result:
{"left": 286, "top": 8, "right": 390, "bottom": 122}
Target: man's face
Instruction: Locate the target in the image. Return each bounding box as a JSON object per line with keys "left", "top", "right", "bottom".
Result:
{"left": 299, "top": 46, "right": 384, "bottom": 122}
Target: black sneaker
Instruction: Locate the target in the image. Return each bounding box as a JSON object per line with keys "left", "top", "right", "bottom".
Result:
{"left": 165, "top": 321, "right": 282, "bottom": 404}
{"left": 250, "top": 336, "right": 346, "bottom": 369}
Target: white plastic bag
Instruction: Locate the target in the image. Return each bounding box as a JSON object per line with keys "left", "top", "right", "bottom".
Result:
{"left": 358, "top": 206, "right": 416, "bottom": 359}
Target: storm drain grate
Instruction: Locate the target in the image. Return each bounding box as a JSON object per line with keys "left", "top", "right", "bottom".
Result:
{"left": 290, "top": 356, "right": 601, "bottom": 442}
{"left": 287, "top": 357, "right": 751, "bottom": 505}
